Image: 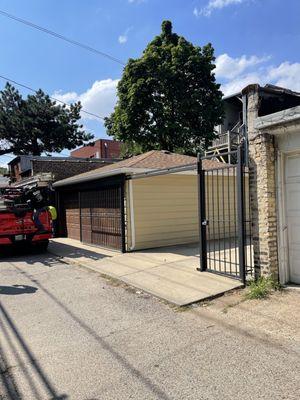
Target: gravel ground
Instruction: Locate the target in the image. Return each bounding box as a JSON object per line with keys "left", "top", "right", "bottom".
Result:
{"left": 0, "top": 250, "right": 299, "bottom": 400}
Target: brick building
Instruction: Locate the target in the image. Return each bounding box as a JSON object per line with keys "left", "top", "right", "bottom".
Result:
{"left": 7, "top": 155, "right": 115, "bottom": 187}
{"left": 70, "top": 139, "right": 122, "bottom": 159}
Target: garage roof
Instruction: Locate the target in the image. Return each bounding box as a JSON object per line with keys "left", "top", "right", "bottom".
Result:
{"left": 54, "top": 150, "right": 223, "bottom": 187}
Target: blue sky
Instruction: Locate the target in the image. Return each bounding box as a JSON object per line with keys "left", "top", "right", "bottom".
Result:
{"left": 0, "top": 0, "right": 300, "bottom": 166}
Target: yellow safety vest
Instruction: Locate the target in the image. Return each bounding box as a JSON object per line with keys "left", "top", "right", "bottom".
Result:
{"left": 48, "top": 206, "right": 57, "bottom": 220}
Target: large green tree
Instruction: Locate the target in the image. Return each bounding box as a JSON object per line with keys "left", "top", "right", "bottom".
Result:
{"left": 105, "top": 20, "right": 223, "bottom": 155}
{"left": 0, "top": 83, "right": 93, "bottom": 156}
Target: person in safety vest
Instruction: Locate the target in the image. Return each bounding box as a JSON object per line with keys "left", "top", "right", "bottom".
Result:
{"left": 48, "top": 205, "right": 57, "bottom": 237}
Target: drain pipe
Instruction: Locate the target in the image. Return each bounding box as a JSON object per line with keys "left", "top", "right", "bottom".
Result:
{"left": 242, "top": 93, "right": 249, "bottom": 166}
{"left": 128, "top": 180, "right": 136, "bottom": 251}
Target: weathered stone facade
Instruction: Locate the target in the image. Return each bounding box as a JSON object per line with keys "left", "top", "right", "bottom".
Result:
{"left": 246, "top": 86, "right": 279, "bottom": 278}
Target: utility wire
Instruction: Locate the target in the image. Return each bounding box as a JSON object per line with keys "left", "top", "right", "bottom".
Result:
{"left": 0, "top": 9, "right": 126, "bottom": 66}
{"left": 0, "top": 74, "right": 105, "bottom": 120}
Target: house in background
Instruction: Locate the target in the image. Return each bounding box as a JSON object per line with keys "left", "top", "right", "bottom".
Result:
{"left": 7, "top": 155, "right": 117, "bottom": 188}
{"left": 70, "top": 138, "right": 122, "bottom": 159}
{"left": 206, "top": 84, "right": 300, "bottom": 164}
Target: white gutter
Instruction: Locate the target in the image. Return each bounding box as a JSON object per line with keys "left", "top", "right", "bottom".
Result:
{"left": 53, "top": 167, "right": 151, "bottom": 187}
{"left": 128, "top": 180, "right": 136, "bottom": 251}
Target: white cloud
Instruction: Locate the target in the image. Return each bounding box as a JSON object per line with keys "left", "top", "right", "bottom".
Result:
{"left": 118, "top": 35, "right": 128, "bottom": 44}
{"left": 220, "top": 73, "right": 263, "bottom": 96}
{"left": 53, "top": 78, "right": 119, "bottom": 121}
{"left": 193, "top": 7, "right": 201, "bottom": 17}
{"left": 215, "top": 53, "right": 270, "bottom": 80}
{"left": 267, "top": 62, "right": 300, "bottom": 92}
{"left": 215, "top": 53, "right": 300, "bottom": 96}
{"left": 195, "top": 0, "right": 246, "bottom": 17}
{"left": 53, "top": 91, "right": 78, "bottom": 103}
{"left": 128, "top": 0, "right": 146, "bottom": 4}
{"left": 118, "top": 27, "right": 132, "bottom": 45}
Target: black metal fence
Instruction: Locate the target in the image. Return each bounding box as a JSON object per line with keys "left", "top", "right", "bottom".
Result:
{"left": 198, "top": 145, "right": 253, "bottom": 284}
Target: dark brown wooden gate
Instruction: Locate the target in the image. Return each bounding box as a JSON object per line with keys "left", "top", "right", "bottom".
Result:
{"left": 62, "top": 192, "right": 80, "bottom": 240}
{"left": 80, "top": 186, "right": 123, "bottom": 250}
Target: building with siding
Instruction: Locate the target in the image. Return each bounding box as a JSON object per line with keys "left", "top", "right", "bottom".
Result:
{"left": 53, "top": 150, "right": 237, "bottom": 252}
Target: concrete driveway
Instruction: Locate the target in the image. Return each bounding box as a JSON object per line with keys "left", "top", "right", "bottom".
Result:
{"left": 1, "top": 250, "right": 300, "bottom": 399}
{"left": 48, "top": 238, "right": 242, "bottom": 305}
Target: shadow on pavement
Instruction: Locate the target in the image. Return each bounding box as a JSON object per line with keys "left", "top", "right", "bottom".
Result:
{"left": 48, "top": 241, "right": 113, "bottom": 262}
{"left": 0, "top": 285, "right": 38, "bottom": 296}
{"left": 0, "top": 248, "right": 64, "bottom": 268}
{"left": 0, "top": 339, "right": 22, "bottom": 400}
{"left": 11, "top": 264, "right": 173, "bottom": 400}
{"left": 0, "top": 301, "right": 68, "bottom": 399}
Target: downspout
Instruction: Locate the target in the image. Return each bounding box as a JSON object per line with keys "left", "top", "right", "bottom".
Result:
{"left": 242, "top": 93, "right": 249, "bottom": 165}
{"left": 128, "top": 180, "right": 136, "bottom": 251}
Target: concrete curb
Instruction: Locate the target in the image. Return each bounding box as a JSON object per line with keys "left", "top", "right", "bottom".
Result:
{"left": 48, "top": 247, "right": 243, "bottom": 307}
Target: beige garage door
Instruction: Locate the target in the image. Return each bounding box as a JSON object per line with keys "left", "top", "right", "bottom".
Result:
{"left": 285, "top": 154, "right": 300, "bottom": 283}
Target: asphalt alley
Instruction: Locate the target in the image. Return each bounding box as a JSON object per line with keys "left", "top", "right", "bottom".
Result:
{"left": 0, "top": 250, "right": 299, "bottom": 400}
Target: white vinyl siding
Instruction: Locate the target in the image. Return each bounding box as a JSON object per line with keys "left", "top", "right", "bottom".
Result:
{"left": 126, "top": 173, "right": 243, "bottom": 251}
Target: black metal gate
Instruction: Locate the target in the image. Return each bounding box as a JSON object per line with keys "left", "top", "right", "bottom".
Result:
{"left": 198, "top": 145, "right": 253, "bottom": 284}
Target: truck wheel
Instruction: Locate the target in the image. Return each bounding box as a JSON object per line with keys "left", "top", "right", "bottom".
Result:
{"left": 34, "top": 240, "right": 49, "bottom": 253}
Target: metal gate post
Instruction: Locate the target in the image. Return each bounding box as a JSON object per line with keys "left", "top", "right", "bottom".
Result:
{"left": 197, "top": 154, "right": 207, "bottom": 272}
{"left": 237, "top": 144, "right": 246, "bottom": 284}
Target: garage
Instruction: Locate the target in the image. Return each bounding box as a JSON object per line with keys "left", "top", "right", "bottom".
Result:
{"left": 126, "top": 171, "right": 240, "bottom": 251}
{"left": 284, "top": 153, "right": 300, "bottom": 283}
{"left": 57, "top": 176, "right": 125, "bottom": 251}
{"left": 80, "top": 186, "right": 123, "bottom": 250}
{"left": 54, "top": 150, "right": 239, "bottom": 255}
{"left": 255, "top": 104, "right": 300, "bottom": 284}
{"left": 61, "top": 191, "right": 80, "bottom": 241}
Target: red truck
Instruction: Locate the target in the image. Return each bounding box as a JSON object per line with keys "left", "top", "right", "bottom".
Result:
{"left": 0, "top": 188, "right": 52, "bottom": 251}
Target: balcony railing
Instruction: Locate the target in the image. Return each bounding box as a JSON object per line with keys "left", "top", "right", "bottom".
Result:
{"left": 209, "top": 130, "right": 240, "bottom": 149}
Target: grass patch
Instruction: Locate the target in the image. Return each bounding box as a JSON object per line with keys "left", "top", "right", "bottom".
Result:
{"left": 245, "top": 277, "right": 282, "bottom": 300}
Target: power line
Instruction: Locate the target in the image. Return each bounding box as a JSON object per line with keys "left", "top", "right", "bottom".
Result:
{"left": 0, "top": 9, "right": 126, "bottom": 66}
{"left": 0, "top": 74, "right": 105, "bottom": 121}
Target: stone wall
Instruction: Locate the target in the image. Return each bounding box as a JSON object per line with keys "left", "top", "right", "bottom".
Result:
{"left": 246, "top": 87, "right": 279, "bottom": 278}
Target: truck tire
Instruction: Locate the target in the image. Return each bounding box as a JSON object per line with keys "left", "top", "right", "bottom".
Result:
{"left": 33, "top": 240, "right": 49, "bottom": 253}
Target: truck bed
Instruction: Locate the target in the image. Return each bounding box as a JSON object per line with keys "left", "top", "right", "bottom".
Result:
{"left": 0, "top": 208, "right": 52, "bottom": 246}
